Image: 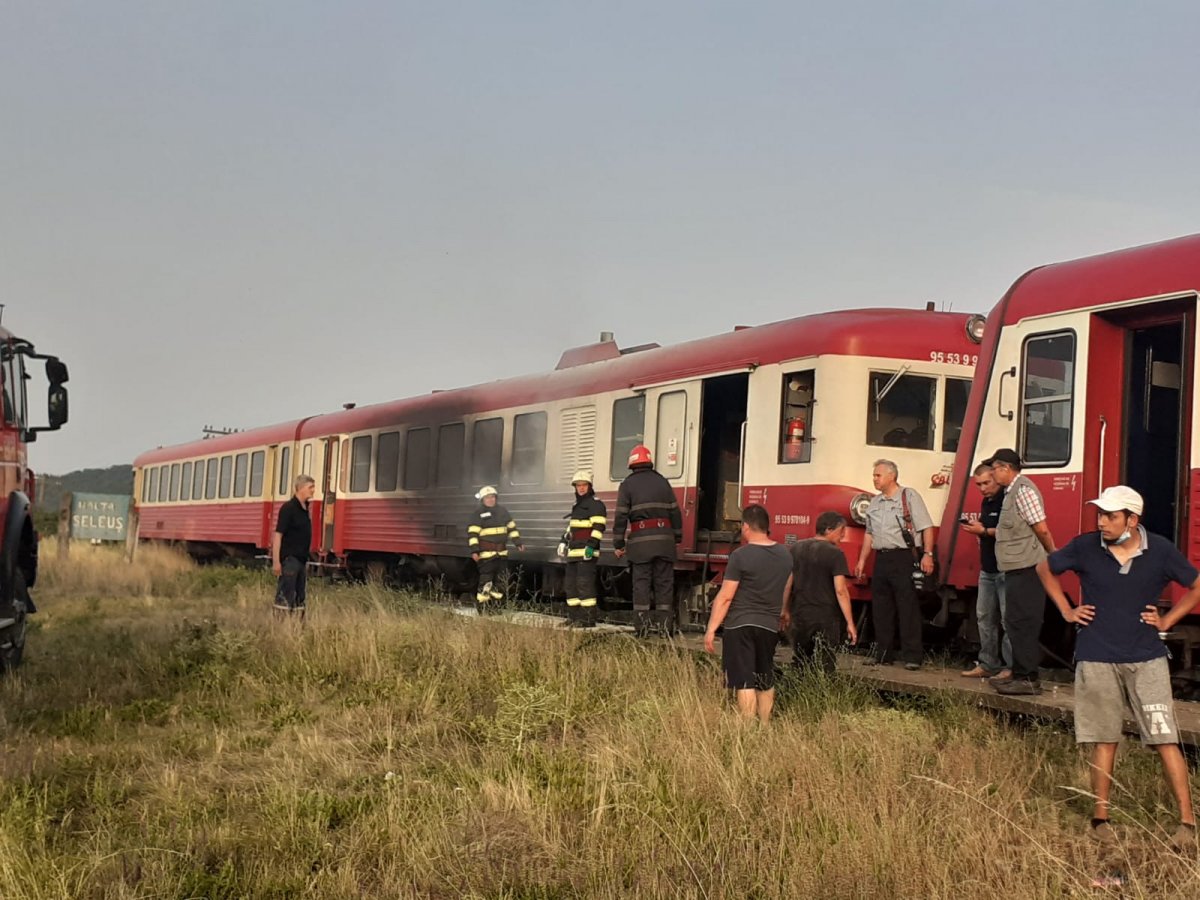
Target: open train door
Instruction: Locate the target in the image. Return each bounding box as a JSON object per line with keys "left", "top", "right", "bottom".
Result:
{"left": 642, "top": 382, "right": 701, "bottom": 552}
{"left": 319, "top": 435, "right": 345, "bottom": 559}
{"left": 1083, "top": 298, "right": 1195, "bottom": 549}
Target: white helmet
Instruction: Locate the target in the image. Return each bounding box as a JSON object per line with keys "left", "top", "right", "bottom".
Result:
{"left": 476, "top": 485, "right": 498, "bottom": 500}
{"left": 571, "top": 470, "right": 594, "bottom": 486}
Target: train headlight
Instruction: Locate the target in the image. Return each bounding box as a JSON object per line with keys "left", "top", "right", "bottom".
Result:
{"left": 965, "top": 314, "right": 986, "bottom": 344}
{"left": 849, "top": 492, "right": 872, "bottom": 525}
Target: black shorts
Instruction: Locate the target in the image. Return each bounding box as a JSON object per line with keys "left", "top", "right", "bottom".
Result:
{"left": 722, "top": 626, "right": 779, "bottom": 690}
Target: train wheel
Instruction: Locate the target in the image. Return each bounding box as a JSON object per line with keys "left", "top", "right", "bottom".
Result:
{"left": 0, "top": 569, "right": 29, "bottom": 672}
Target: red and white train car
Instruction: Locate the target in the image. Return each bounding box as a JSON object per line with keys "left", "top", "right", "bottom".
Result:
{"left": 135, "top": 307, "right": 980, "bottom": 620}
{"left": 937, "top": 234, "right": 1200, "bottom": 663}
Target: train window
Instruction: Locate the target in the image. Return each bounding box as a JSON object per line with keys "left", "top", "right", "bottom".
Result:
{"left": 139, "top": 469, "right": 148, "bottom": 502}
{"left": 437, "top": 423, "right": 466, "bottom": 487}
{"left": 779, "top": 370, "right": 815, "bottom": 464}
{"left": 147, "top": 467, "right": 159, "bottom": 504}
{"left": 205, "top": 459, "right": 218, "bottom": 500}
{"left": 249, "top": 451, "right": 264, "bottom": 497}
{"left": 376, "top": 431, "right": 400, "bottom": 492}
{"left": 218, "top": 456, "right": 233, "bottom": 499}
{"left": 471, "top": 418, "right": 504, "bottom": 486}
{"left": 655, "top": 393, "right": 687, "bottom": 479}
{"left": 233, "top": 453, "right": 249, "bottom": 498}
{"left": 180, "top": 462, "right": 192, "bottom": 501}
{"left": 350, "top": 436, "right": 372, "bottom": 492}
{"left": 404, "top": 428, "right": 431, "bottom": 490}
{"left": 278, "top": 446, "right": 291, "bottom": 495}
{"left": 1021, "top": 331, "right": 1076, "bottom": 466}
{"left": 301, "top": 444, "right": 313, "bottom": 480}
{"left": 158, "top": 466, "right": 169, "bottom": 502}
{"left": 511, "top": 412, "right": 547, "bottom": 485}
{"left": 169, "top": 463, "right": 180, "bottom": 502}
{"left": 339, "top": 439, "right": 350, "bottom": 493}
{"left": 942, "top": 378, "right": 972, "bottom": 453}
{"left": 867, "top": 371, "right": 936, "bottom": 451}
{"left": 194, "top": 460, "right": 207, "bottom": 501}
{"left": 610, "top": 396, "right": 646, "bottom": 481}
{"left": 560, "top": 406, "right": 597, "bottom": 482}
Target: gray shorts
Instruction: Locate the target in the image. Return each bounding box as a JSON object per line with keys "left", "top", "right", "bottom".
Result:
{"left": 1075, "top": 656, "right": 1178, "bottom": 746}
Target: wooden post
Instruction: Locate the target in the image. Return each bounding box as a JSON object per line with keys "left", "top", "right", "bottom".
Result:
{"left": 125, "top": 504, "right": 139, "bottom": 563}
{"left": 56, "top": 491, "right": 71, "bottom": 561}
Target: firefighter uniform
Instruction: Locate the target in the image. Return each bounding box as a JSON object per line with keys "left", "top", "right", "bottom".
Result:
{"left": 613, "top": 446, "right": 683, "bottom": 635}
{"left": 562, "top": 472, "right": 607, "bottom": 627}
{"left": 467, "top": 488, "right": 521, "bottom": 611}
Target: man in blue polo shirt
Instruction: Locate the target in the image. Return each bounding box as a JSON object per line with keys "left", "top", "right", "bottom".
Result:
{"left": 1037, "top": 486, "right": 1200, "bottom": 850}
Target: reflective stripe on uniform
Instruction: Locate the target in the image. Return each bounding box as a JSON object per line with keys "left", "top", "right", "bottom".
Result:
{"left": 566, "top": 597, "right": 581, "bottom": 606}
{"left": 579, "top": 597, "right": 597, "bottom": 607}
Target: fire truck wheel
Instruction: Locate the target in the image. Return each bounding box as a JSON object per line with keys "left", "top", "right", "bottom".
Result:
{"left": 0, "top": 569, "right": 29, "bottom": 672}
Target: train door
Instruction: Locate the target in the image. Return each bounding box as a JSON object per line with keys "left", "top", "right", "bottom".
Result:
{"left": 644, "top": 383, "right": 701, "bottom": 552}
{"left": 695, "top": 373, "right": 750, "bottom": 545}
{"left": 1084, "top": 299, "right": 1194, "bottom": 546}
{"left": 320, "top": 436, "right": 344, "bottom": 556}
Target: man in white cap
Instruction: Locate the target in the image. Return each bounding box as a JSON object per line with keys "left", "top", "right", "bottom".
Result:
{"left": 1037, "top": 485, "right": 1200, "bottom": 850}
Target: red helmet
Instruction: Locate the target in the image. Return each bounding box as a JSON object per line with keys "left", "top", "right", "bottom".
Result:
{"left": 627, "top": 444, "right": 653, "bottom": 468}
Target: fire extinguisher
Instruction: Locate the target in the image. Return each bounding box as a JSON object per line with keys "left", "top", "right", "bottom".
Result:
{"left": 783, "top": 417, "right": 805, "bottom": 462}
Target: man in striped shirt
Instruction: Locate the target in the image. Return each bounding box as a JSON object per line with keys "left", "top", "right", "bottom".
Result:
{"left": 985, "top": 448, "right": 1057, "bottom": 695}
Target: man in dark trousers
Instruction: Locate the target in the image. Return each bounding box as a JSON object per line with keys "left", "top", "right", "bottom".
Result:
{"left": 960, "top": 463, "right": 1011, "bottom": 680}
{"left": 613, "top": 444, "right": 683, "bottom": 637}
{"left": 785, "top": 511, "right": 858, "bottom": 672}
{"left": 985, "top": 448, "right": 1056, "bottom": 695}
{"left": 272, "top": 474, "right": 315, "bottom": 619}
{"left": 561, "top": 469, "right": 607, "bottom": 628}
{"left": 468, "top": 485, "right": 524, "bottom": 614}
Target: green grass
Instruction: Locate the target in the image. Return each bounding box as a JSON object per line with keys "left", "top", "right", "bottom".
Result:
{"left": 2, "top": 546, "right": 1199, "bottom": 897}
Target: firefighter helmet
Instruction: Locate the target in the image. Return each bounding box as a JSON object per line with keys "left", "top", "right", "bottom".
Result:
{"left": 571, "top": 469, "right": 593, "bottom": 486}
{"left": 476, "top": 485, "right": 498, "bottom": 500}
{"left": 627, "top": 445, "right": 653, "bottom": 468}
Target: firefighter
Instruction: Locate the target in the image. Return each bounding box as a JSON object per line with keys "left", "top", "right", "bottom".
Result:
{"left": 560, "top": 470, "right": 607, "bottom": 628}
{"left": 467, "top": 486, "right": 523, "bottom": 614}
{"left": 613, "top": 445, "right": 683, "bottom": 636}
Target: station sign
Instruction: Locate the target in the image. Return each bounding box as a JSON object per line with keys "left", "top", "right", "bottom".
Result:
{"left": 70, "top": 493, "right": 131, "bottom": 542}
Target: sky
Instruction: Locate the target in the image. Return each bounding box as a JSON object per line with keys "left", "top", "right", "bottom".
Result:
{"left": 6, "top": 1, "right": 1200, "bottom": 475}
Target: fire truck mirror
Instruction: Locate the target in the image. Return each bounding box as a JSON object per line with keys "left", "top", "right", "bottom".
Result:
{"left": 48, "top": 384, "right": 68, "bottom": 429}
{"left": 46, "top": 358, "right": 69, "bottom": 386}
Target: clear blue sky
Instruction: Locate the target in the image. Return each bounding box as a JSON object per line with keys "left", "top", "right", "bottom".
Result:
{"left": 7, "top": 1, "right": 1200, "bottom": 474}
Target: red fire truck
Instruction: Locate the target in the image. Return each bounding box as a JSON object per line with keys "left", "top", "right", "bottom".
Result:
{"left": 1, "top": 328, "right": 70, "bottom": 670}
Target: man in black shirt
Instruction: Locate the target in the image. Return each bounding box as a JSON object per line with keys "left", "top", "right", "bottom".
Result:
{"left": 960, "top": 464, "right": 1011, "bottom": 679}
{"left": 786, "top": 511, "right": 858, "bottom": 672}
{"left": 273, "top": 474, "right": 315, "bottom": 618}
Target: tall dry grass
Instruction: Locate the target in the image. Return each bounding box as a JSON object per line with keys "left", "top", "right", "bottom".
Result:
{"left": 1, "top": 550, "right": 1198, "bottom": 897}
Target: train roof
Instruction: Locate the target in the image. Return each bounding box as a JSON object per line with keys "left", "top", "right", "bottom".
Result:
{"left": 998, "top": 232, "right": 1200, "bottom": 323}
{"left": 135, "top": 306, "right": 977, "bottom": 464}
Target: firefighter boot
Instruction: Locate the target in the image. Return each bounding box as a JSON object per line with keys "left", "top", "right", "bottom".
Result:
{"left": 565, "top": 599, "right": 582, "bottom": 627}
{"left": 634, "top": 610, "right": 653, "bottom": 638}
{"left": 655, "top": 607, "right": 678, "bottom": 637}
{"left": 580, "top": 602, "right": 598, "bottom": 629}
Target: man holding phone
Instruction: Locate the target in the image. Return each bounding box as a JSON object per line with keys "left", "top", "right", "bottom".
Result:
{"left": 960, "top": 463, "right": 1011, "bottom": 679}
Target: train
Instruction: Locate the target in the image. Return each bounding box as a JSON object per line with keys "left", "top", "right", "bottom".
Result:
{"left": 1, "top": 324, "right": 71, "bottom": 669}
{"left": 133, "top": 306, "right": 982, "bottom": 624}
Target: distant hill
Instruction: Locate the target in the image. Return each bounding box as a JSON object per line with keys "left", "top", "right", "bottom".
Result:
{"left": 35, "top": 464, "right": 133, "bottom": 511}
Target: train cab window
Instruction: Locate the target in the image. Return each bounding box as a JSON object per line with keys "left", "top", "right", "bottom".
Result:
{"left": 218, "top": 456, "right": 233, "bottom": 499}
{"left": 655, "top": 393, "right": 687, "bottom": 479}
{"left": 193, "top": 461, "right": 206, "bottom": 501}
{"left": 350, "top": 436, "right": 372, "bottom": 492}
{"left": 942, "top": 378, "right": 972, "bottom": 453}
{"left": 511, "top": 412, "right": 547, "bottom": 485}
{"left": 404, "top": 428, "right": 431, "bottom": 490}
{"left": 180, "top": 462, "right": 193, "bottom": 501}
{"left": 375, "top": 431, "right": 400, "bottom": 492}
{"left": 779, "top": 370, "right": 815, "bottom": 464}
{"left": 471, "top": 418, "right": 504, "bottom": 486}
{"left": 157, "top": 466, "right": 169, "bottom": 502}
{"left": 610, "top": 396, "right": 646, "bottom": 481}
{"left": 1021, "top": 331, "right": 1076, "bottom": 466}
{"left": 205, "top": 459, "right": 218, "bottom": 500}
{"left": 169, "top": 464, "right": 180, "bottom": 502}
{"left": 867, "top": 371, "right": 936, "bottom": 450}
{"left": 249, "top": 451, "right": 265, "bottom": 497}
{"left": 147, "top": 467, "right": 159, "bottom": 504}
{"left": 233, "top": 453, "right": 249, "bottom": 498}
{"left": 437, "top": 423, "right": 466, "bottom": 487}
{"left": 278, "top": 446, "right": 291, "bottom": 495}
